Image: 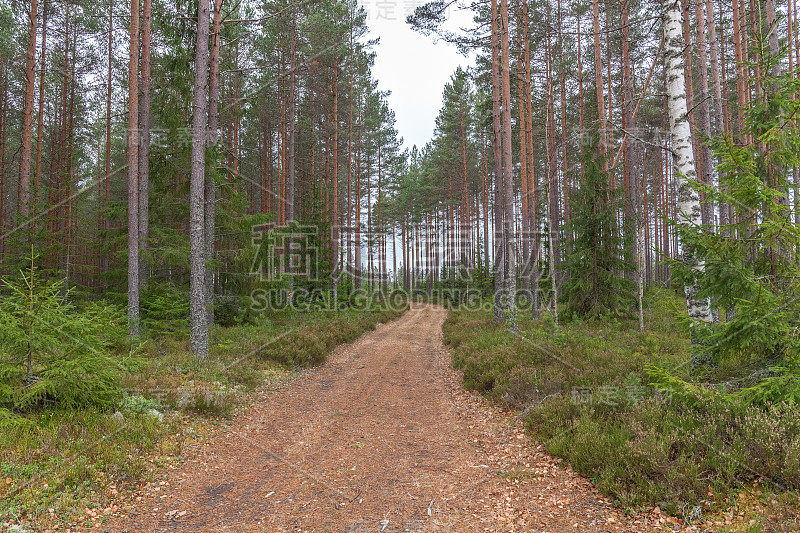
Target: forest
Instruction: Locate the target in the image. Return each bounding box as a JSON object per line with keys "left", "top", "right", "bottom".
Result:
{"left": 0, "top": 0, "right": 799, "bottom": 528}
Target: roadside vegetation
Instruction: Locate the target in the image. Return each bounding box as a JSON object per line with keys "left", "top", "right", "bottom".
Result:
{"left": 441, "top": 52, "right": 800, "bottom": 531}
{"left": 443, "top": 295, "right": 800, "bottom": 530}
{"left": 0, "top": 264, "right": 406, "bottom": 528}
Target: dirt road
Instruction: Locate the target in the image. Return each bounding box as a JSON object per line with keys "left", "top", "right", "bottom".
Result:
{"left": 111, "top": 305, "right": 648, "bottom": 532}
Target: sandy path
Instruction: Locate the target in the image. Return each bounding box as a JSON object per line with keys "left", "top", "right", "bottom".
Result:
{"left": 110, "top": 305, "right": 650, "bottom": 532}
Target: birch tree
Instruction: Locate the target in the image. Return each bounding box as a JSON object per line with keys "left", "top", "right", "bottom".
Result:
{"left": 663, "top": 0, "right": 712, "bottom": 363}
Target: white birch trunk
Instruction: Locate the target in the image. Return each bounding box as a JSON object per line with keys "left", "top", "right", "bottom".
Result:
{"left": 664, "top": 0, "right": 713, "bottom": 331}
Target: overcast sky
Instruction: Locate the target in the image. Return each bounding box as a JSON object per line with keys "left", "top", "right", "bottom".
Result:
{"left": 358, "top": 0, "right": 476, "bottom": 152}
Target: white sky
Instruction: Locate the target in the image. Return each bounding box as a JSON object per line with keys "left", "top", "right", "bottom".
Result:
{"left": 358, "top": 0, "right": 476, "bottom": 151}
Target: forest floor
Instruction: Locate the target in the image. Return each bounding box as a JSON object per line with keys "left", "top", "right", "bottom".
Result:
{"left": 101, "top": 304, "right": 673, "bottom": 532}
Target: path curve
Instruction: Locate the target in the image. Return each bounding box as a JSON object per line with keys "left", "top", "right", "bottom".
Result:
{"left": 111, "top": 305, "right": 648, "bottom": 532}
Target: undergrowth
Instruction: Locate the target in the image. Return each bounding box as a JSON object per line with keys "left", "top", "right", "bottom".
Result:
{"left": 443, "top": 291, "right": 800, "bottom": 528}
{"left": 0, "top": 295, "right": 406, "bottom": 528}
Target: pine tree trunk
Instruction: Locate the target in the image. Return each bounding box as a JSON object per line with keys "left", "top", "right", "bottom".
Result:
{"left": 264, "top": 123, "right": 272, "bottom": 212}
{"left": 64, "top": 37, "right": 76, "bottom": 282}
{"left": 621, "top": 0, "right": 633, "bottom": 218}
{"left": 793, "top": 0, "right": 800, "bottom": 228}
{"left": 765, "top": 0, "right": 780, "bottom": 78}
{"left": 401, "top": 218, "right": 406, "bottom": 290}
{"left": 205, "top": 0, "right": 222, "bottom": 326}
{"left": 378, "top": 143, "right": 385, "bottom": 296}
{"left": 34, "top": 0, "right": 47, "bottom": 210}
{"left": 577, "top": 13, "right": 585, "bottom": 181}
{"left": 392, "top": 225, "right": 397, "bottom": 290}
{"left": 139, "top": 0, "right": 151, "bottom": 286}
{"left": 706, "top": 0, "right": 728, "bottom": 227}
{"left": 0, "top": 66, "right": 6, "bottom": 257}
{"left": 19, "top": 0, "right": 38, "bottom": 218}
{"left": 332, "top": 59, "right": 339, "bottom": 304}
{"left": 100, "top": 0, "right": 112, "bottom": 276}
{"left": 460, "top": 106, "right": 469, "bottom": 272}
{"left": 491, "top": 0, "right": 504, "bottom": 322}
{"left": 732, "top": 0, "right": 747, "bottom": 140}
{"left": 54, "top": 11, "right": 69, "bottom": 263}
{"left": 591, "top": 0, "right": 608, "bottom": 168}
{"left": 545, "top": 34, "right": 559, "bottom": 326}
{"left": 354, "top": 115, "right": 362, "bottom": 289}
{"left": 694, "top": 0, "right": 714, "bottom": 226}
{"left": 516, "top": 7, "right": 530, "bottom": 301}
{"left": 481, "top": 134, "right": 490, "bottom": 275}
{"left": 500, "top": 0, "right": 517, "bottom": 329}
{"left": 680, "top": 0, "right": 701, "bottom": 181}
{"left": 127, "top": 0, "right": 140, "bottom": 336}
{"left": 558, "top": 0, "right": 568, "bottom": 233}
{"left": 287, "top": 14, "right": 296, "bottom": 225}
{"left": 522, "top": 0, "right": 536, "bottom": 315}
{"left": 346, "top": 28, "right": 354, "bottom": 278}
{"left": 190, "top": 0, "right": 210, "bottom": 358}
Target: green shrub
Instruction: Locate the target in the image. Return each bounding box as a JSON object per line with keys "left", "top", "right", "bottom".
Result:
{"left": 140, "top": 283, "right": 190, "bottom": 334}
{"left": 444, "top": 302, "right": 800, "bottom": 515}
{"left": 214, "top": 295, "right": 249, "bottom": 327}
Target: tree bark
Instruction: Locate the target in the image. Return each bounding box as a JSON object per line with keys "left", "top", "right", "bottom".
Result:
{"left": 205, "top": 0, "right": 223, "bottom": 326}
{"left": 139, "top": 0, "right": 152, "bottom": 286}
{"left": 694, "top": 0, "right": 714, "bottom": 226}
{"left": 500, "top": 0, "right": 517, "bottom": 329}
{"left": 545, "top": 32, "right": 559, "bottom": 326}
{"left": 491, "top": 0, "right": 504, "bottom": 322}
{"left": 680, "top": 0, "right": 700, "bottom": 180}
{"left": 558, "top": 0, "right": 568, "bottom": 231}
{"left": 522, "top": 0, "right": 537, "bottom": 318}
{"left": 100, "top": 0, "right": 113, "bottom": 275}
{"left": 354, "top": 108, "right": 362, "bottom": 289}
{"left": 332, "top": 58, "right": 340, "bottom": 304}
{"left": 190, "top": 0, "right": 210, "bottom": 358}
{"left": 481, "top": 133, "right": 489, "bottom": 274}
{"left": 516, "top": 12, "right": 529, "bottom": 298}
{"left": 706, "top": 0, "right": 728, "bottom": 227}
{"left": 127, "top": 0, "right": 140, "bottom": 335}
{"left": 664, "top": 0, "right": 713, "bottom": 360}
{"left": 346, "top": 23, "right": 354, "bottom": 277}
{"left": 0, "top": 65, "right": 6, "bottom": 256}
{"left": 19, "top": 0, "right": 38, "bottom": 218}
{"left": 34, "top": 0, "right": 47, "bottom": 210}
{"left": 287, "top": 14, "right": 297, "bottom": 224}
{"left": 732, "top": 0, "right": 747, "bottom": 140}
{"left": 591, "top": 0, "right": 608, "bottom": 168}
{"left": 621, "top": 0, "right": 633, "bottom": 218}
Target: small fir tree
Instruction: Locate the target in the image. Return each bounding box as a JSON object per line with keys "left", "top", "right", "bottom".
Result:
{"left": 561, "top": 139, "right": 636, "bottom": 318}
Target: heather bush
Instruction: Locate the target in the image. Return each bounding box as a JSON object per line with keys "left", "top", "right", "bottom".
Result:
{"left": 444, "top": 301, "right": 800, "bottom": 516}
